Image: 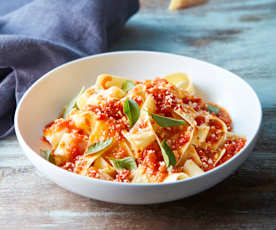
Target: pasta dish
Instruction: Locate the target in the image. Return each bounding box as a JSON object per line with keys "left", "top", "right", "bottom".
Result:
{"left": 42, "top": 73, "right": 246, "bottom": 183}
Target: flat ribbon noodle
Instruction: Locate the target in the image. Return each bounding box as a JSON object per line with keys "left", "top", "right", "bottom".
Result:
{"left": 123, "top": 95, "right": 157, "bottom": 158}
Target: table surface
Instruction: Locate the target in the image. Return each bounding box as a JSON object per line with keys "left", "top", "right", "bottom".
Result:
{"left": 1, "top": 0, "right": 276, "bottom": 229}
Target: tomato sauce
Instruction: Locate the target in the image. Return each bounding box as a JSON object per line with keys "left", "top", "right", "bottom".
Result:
{"left": 67, "top": 139, "right": 85, "bottom": 161}
{"left": 145, "top": 78, "right": 178, "bottom": 116}
{"left": 86, "top": 99, "right": 123, "bottom": 121}
{"left": 108, "top": 119, "right": 129, "bottom": 140}
{"left": 203, "top": 102, "right": 232, "bottom": 131}
{"left": 44, "top": 118, "right": 86, "bottom": 137}
{"left": 182, "top": 96, "right": 202, "bottom": 111}
{"left": 87, "top": 167, "right": 101, "bottom": 179}
{"left": 217, "top": 109, "right": 232, "bottom": 131}
{"left": 133, "top": 96, "right": 144, "bottom": 106}
{"left": 155, "top": 163, "right": 168, "bottom": 182}
{"left": 195, "top": 115, "right": 205, "bottom": 126}
{"left": 197, "top": 137, "right": 246, "bottom": 171}
{"left": 138, "top": 120, "right": 148, "bottom": 129}
{"left": 206, "top": 119, "right": 223, "bottom": 144}
{"left": 140, "top": 142, "right": 169, "bottom": 182}
{"left": 115, "top": 169, "right": 131, "bottom": 182}
{"left": 41, "top": 135, "right": 50, "bottom": 145}
{"left": 196, "top": 147, "right": 216, "bottom": 171}
{"left": 217, "top": 138, "right": 246, "bottom": 166}
{"left": 142, "top": 148, "right": 159, "bottom": 175}
{"left": 105, "top": 142, "right": 129, "bottom": 159}
{"left": 170, "top": 133, "right": 190, "bottom": 151}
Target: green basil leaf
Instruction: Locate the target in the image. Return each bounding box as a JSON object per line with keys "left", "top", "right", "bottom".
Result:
{"left": 85, "top": 139, "right": 113, "bottom": 155}
{"left": 160, "top": 141, "right": 176, "bottom": 168}
{"left": 122, "top": 80, "right": 135, "bottom": 93}
{"left": 152, "top": 113, "right": 186, "bottom": 127}
{"left": 40, "top": 149, "right": 55, "bottom": 164}
{"left": 207, "top": 104, "right": 219, "bottom": 115}
{"left": 63, "top": 86, "right": 85, "bottom": 118}
{"left": 123, "top": 99, "right": 140, "bottom": 128}
{"left": 110, "top": 157, "right": 137, "bottom": 171}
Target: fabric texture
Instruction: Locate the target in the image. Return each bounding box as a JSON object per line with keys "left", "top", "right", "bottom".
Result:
{"left": 0, "top": 0, "right": 139, "bottom": 138}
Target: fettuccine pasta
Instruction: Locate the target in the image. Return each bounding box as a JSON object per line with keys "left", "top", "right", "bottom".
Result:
{"left": 42, "top": 73, "right": 246, "bottom": 183}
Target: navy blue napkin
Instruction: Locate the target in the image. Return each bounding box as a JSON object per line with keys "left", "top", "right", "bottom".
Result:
{"left": 0, "top": 0, "right": 139, "bottom": 138}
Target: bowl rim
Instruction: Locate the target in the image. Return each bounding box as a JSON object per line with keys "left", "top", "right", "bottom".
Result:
{"left": 14, "top": 50, "right": 263, "bottom": 187}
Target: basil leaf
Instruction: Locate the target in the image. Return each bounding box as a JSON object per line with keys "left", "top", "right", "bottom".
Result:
{"left": 152, "top": 113, "right": 185, "bottom": 127}
{"left": 40, "top": 149, "right": 55, "bottom": 164}
{"left": 63, "top": 86, "right": 85, "bottom": 118}
{"left": 123, "top": 99, "right": 140, "bottom": 128}
{"left": 85, "top": 139, "right": 113, "bottom": 155}
{"left": 160, "top": 141, "right": 176, "bottom": 168}
{"left": 122, "top": 80, "right": 135, "bottom": 93}
{"left": 207, "top": 104, "right": 219, "bottom": 115}
{"left": 110, "top": 157, "right": 137, "bottom": 171}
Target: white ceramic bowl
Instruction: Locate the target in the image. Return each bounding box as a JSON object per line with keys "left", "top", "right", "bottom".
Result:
{"left": 15, "top": 51, "right": 262, "bottom": 204}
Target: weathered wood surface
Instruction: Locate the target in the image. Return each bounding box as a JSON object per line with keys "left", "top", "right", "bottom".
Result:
{"left": 1, "top": 0, "right": 276, "bottom": 229}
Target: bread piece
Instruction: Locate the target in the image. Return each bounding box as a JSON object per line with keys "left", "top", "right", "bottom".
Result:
{"left": 169, "top": 0, "right": 207, "bottom": 11}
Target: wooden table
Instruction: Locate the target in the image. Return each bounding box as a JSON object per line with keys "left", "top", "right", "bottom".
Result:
{"left": 1, "top": 0, "right": 276, "bottom": 229}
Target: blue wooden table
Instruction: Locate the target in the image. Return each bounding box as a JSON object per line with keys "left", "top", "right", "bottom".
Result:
{"left": 1, "top": 0, "right": 276, "bottom": 229}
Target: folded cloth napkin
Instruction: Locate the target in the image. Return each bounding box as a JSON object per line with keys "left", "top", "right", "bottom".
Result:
{"left": 0, "top": 0, "right": 139, "bottom": 138}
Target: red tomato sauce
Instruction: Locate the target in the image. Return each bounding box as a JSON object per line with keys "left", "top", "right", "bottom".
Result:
{"left": 44, "top": 119, "right": 85, "bottom": 137}
{"left": 87, "top": 167, "right": 101, "bottom": 179}
{"left": 140, "top": 142, "right": 168, "bottom": 182}
{"left": 133, "top": 96, "right": 144, "bottom": 106}
{"left": 86, "top": 99, "right": 123, "bottom": 120}
{"left": 206, "top": 119, "right": 223, "bottom": 144}
{"left": 138, "top": 120, "right": 148, "bottom": 129}
{"left": 182, "top": 96, "right": 202, "bottom": 111}
{"left": 115, "top": 169, "right": 131, "bottom": 182}
{"left": 145, "top": 78, "right": 178, "bottom": 116}
{"left": 197, "top": 137, "right": 246, "bottom": 171}
{"left": 204, "top": 102, "right": 232, "bottom": 131}
{"left": 196, "top": 147, "right": 216, "bottom": 171}
{"left": 217, "top": 109, "right": 232, "bottom": 131}
{"left": 107, "top": 119, "right": 129, "bottom": 140}
{"left": 217, "top": 138, "right": 246, "bottom": 166}
{"left": 41, "top": 135, "right": 50, "bottom": 145}
{"left": 61, "top": 162, "right": 75, "bottom": 172}
{"left": 68, "top": 139, "right": 85, "bottom": 161}
{"left": 105, "top": 143, "right": 129, "bottom": 159}
{"left": 170, "top": 133, "right": 190, "bottom": 151}
{"left": 155, "top": 163, "right": 168, "bottom": 182}
{"left": 195, "top": 115, "right": 205, "bottom": 126}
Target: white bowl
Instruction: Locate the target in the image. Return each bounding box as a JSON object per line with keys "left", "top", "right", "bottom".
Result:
{"left": 15, "top": 51, "right": 262, "bottom": 204}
